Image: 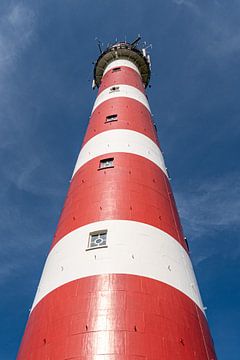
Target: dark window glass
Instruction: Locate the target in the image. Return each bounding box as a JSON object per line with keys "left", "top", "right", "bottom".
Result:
{"left": 99, "top": 158, "right": 114, "bottom": 169}
{"left": 112, "top": 67, "right": 121, "bottom": 72}
{"left": 109, "top": 86, "right": 120, "bottom": 93}
{"left": 105, "top": 114, "right": 118, "bottom": 122}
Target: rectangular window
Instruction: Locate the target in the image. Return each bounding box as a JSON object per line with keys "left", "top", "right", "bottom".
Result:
{"left": 109, "top": 86, "right": 120, "bottom": 93}
{"left": 87, "top": 230, "right": 107, "bottom": 249}
{"left": 105, "top": 114, "right": 118, "bottom": 123}
{"left": 112, "top": 67, "right": 121, "bottom": 72}
{"left": 99, "top": 157, "right": 114, "bottom": 170}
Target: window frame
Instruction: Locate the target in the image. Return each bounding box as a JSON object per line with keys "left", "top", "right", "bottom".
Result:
{"left": 86, "top": 230, "right": 108, "bottom": 250}
{"left": 98, "top": 157, "right": 114, "bottom": 170}
{"left": 105, "top": 114, "right": 118, "bottom": 123}
{"left": 112, "top": 67, "right": 121, "bottom": 73}
{"left": 109, "top": 86, "right": 120, "bottom": 93}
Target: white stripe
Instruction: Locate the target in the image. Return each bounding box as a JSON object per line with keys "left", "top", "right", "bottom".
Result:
{"left": 72, "top": 129, "right": 167, "bottom": 177}
{"left": 31, "top": 220, "right": 204, "bottom": 313}
{"left": 103, "top": 59, "right": 141, "bottom": 76}
{"left": 92, "top": 85, "right": 150, "bottom": 114}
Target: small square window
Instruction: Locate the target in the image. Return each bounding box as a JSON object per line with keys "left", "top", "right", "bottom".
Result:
{"left": 105, "top": 114, "right": 118, "bottom": 123}
{"left": 87, "top": 231, "right": 107, "bottom": 249}
{"left": 99, "top": 158, "right": 114, "bottom": 170}
{"left": 112, "top": 67, "right": 121, "bottom": 72}
{"left": 109, "top": 86, "right": 120, "bottom": 93}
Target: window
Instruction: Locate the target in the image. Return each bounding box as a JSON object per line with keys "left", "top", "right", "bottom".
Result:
{"left": 87, "top": 231, "right": 107, "bottom": 249}
{"left": 109, "top": 86, "right": 120, "bottom": 93}
{"left": 105, "top": 114, "right": 118, "bottom": 123}
{"left": 112, "top": 67, "right": 121, "bottom": 72}
{"left": 99, "top": 157, "right": 114, "bottom": 169}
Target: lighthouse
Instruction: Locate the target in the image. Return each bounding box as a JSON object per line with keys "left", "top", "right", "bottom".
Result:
{"left": 17, "top": 40, "right": 217, "bottom": 359}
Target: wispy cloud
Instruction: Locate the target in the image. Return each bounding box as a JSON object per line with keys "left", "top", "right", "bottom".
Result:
{"left": 0, "top": 232, "right": 50, "bottom": 285}
{"left": 0, "top": 0, "right": 62, "bottom": 284}
{"left": 172, "top": 0, "right": 200, "bottom": 13}
{"left": 0, "top": 3, "right": 36, "bottom": 74}
{"left": 172, "top": 0, "right": 196, "bottom": 6}
{"left": 0, "top": 4, "right": 63, "bottom": 198}
{"left": 175, "top": 173, "right": 240, "bottom": 264}
{"left": 172, "top": 0, "right": 240, "bottom": 58}
{"left": 0, "top": 2, "right": 37, "bottom": 149}
{"left": 3, "top": 153, "right": 66, "bottom": 198}
{"left": 176, "top": 173, "right": 240, "bottom": 237}
{"left": 207, "top": 22, "right": 240, "bottom": 57}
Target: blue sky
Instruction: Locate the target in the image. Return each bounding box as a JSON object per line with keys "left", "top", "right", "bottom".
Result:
{"left": 0, "top": 0, "right": 239, "bottom": 359}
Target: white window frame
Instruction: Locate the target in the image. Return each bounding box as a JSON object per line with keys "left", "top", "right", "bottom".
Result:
{"left": 86, "top": 230, "right": 108, "bottom": 250}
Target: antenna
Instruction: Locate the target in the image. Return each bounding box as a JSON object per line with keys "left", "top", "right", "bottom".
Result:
{"left": 145, "top": 43, "right": 152, "bottom": 50}
{"left": 131, "top": 34, "right": 141, "bottom": 47}
{"left": 95, "top": 37, "right": 103, "bottom": 54}
{"left": 142, "top": 40, "right": 152, "bottom": 51}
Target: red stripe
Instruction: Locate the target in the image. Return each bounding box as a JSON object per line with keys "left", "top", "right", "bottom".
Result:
{"left": 98, "top": 66, "right": 145, "bottom": 95}
{"left": 52, "top": 153, "right": 185, "bottom": 250}
{"left": 82, "top": 97, "right": 159, "bottom": 147}
{"left": 17, "top": 274, "right": 217, "bottom": 359}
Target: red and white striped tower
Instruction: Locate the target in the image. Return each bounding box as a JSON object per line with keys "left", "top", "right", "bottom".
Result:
{"left": 18, "top": 41, "right": 217, "bottom": 359}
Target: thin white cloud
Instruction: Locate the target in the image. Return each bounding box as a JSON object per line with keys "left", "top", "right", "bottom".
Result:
{"left": 0, "top": 262, "right": 20, "bottom": 284}
{"left": 172, "top": 0, "right": 195, "bottom": 5}
{"left": 172, "top": 0, "right": 240, "bottom": 57}
{"left": 0, "top": 232, "right": 50, "bottom": 285}
{"left": 172, "top": 0, "right": 200, "bottom": 13}
{"left": 3, "top": 154, "right": 66, "bottom": 198}
{"left": 175, "top": 173, "right": 240, "bottom": 264}
{"left": 0, "top": 3, "right": 36, "bottom": 73}
{"left": 0, "top": 4, "right": 62, "bottom": 199}
{"left": 176, "top": 173, "right": 240, "bottom": 236}
{"left": 207, "top": 25, "right": 240, "bottom": 57}
{"left": 0, "top": 2, "right": 37, "bottom": 146}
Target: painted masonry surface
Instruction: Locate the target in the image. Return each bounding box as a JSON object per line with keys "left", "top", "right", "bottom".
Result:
{"left": 17, "top": 41, "right": 217, "bottom": 359}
